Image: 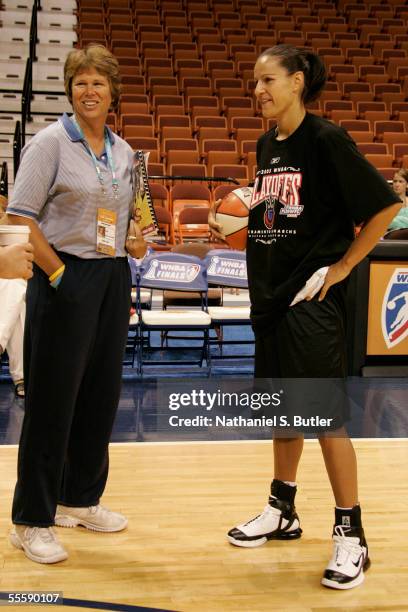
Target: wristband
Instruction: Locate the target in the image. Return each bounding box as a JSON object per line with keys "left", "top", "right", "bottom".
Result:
{"left": 49, "top": 264, "right": 65, "bottom": 289}
{"left": 49, "top": 264, "right": 65, "bottom": 283}
{"left": 50, "top": 273, "right": 64, "bottom": 289}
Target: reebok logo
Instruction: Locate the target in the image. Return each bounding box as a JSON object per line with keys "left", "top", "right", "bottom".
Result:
{"left": 341, "top": 516, "right": 351, "bottom": 528}
{"left": 271, "top": 157, "right": 280, "bottom": 164}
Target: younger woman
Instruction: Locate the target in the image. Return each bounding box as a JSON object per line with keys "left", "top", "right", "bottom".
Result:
{"left": 210, "top": 44, "right": 401, "bottom": 590}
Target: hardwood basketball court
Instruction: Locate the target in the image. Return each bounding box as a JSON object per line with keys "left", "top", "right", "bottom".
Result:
{"left": 1, "top": 439, "right": 407, "bottom": 611}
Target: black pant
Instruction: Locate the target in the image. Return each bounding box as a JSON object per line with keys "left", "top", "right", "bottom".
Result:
{"left": 12, "top": 254, "right": 131, "bottom": 526}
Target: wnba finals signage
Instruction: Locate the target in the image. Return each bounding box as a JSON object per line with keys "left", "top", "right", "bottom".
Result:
{"left": 144, "top": 259, "right": 200, "bottom": 283}
{"left": 382, "top": 268, "right": 408, "bottom": 348}
{"left": 205, "top": 249, "right": 248, "bottom": 289}
{"left": 367, "top": 262, "right": 408, "bottom": 355}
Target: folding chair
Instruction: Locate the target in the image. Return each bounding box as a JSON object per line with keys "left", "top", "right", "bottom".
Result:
{"left": 135, "top": 252, "right": 211, "bottom": 375}
{"left": 125, "top": 255, "right": 153, "bottom": 367}
{"left": 204, "top": 249, "right": 254, "bottom": 370}
{"left": 162, "top": 243, "right": 223, "bottom": 318}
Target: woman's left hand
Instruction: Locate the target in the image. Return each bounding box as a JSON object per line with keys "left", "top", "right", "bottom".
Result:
{"left": 318, "top": 259, "right": 352, "bottom": 301}
{"left": 126, "top": 219, "right": 147, "bottom": 259}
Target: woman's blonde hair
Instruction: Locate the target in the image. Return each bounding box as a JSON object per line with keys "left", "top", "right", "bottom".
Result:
{"left": 64, "top": 44, "right": 121, "bottom": 111}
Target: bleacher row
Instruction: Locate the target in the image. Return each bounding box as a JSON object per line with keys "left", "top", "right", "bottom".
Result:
{"left": 74, "top": 0, "right": 408, "bottom": 183}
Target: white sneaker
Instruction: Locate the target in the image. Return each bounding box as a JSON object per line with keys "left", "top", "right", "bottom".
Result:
{"left": 55, "top": 504, "right": 128, "bottom": 532}
{"left": 10, "top": 526, "right": 68, "bottom": 564}
{"left": 321, "top": 525, "right": 370, "bottom": 590}
{"left": 227, "top": 496, "right": 302, "bottom": 548}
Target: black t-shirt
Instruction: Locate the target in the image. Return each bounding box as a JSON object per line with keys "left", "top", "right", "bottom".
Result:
{"left": 247, "top": 112, "right": 399, "bottom": 338}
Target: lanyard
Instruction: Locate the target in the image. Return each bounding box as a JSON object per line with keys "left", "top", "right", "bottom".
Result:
{"left": 71, "top": 115, "right": 119, "bottom": 200}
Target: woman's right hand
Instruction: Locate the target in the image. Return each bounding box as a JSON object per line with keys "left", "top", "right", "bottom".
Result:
{"left": 208, "top": 199, "right": 227, "bottom": 243}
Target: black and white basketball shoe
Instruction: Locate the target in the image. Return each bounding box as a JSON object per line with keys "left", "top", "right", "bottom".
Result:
{"left": 321, "top": 525, "right": 371, "bottom": 590}
{"left": 227, "top": 496, "right": 302, "bottom": 548}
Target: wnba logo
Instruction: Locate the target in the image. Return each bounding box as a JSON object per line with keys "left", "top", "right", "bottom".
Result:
{"left": 263, "top": 196, "right": 276, "bottom": 229}
{"left": 381, "top": 268, "right": 408, "bottom": 348}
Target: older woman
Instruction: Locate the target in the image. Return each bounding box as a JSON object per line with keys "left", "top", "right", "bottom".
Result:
{"left": 7, "top": 44, "right": 146, "bottom": 564}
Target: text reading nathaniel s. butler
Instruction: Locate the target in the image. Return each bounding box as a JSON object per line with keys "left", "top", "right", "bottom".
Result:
{"left": 167, "top": 390, "right": 333, "bottom": 428}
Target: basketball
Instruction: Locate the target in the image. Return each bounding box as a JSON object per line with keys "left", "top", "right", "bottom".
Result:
{"left": 215, "top": 186, "right": 253, "bottom": 250}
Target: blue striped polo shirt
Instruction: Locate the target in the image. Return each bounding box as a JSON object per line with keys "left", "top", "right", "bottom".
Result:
{"left": 7, "top": 113, "right": 135, "bottom": 258}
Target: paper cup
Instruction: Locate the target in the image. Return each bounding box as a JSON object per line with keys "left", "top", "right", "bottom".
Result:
{"left": 0, "top": 225, "right": 31, "bottom": 246}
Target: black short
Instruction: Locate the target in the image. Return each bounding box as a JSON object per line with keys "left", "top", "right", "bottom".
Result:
{"left": 255, "top": 294, "right": 347, "bottom": 378}
{"left": 254, "top": 295, "right": 349, "bottom": 433}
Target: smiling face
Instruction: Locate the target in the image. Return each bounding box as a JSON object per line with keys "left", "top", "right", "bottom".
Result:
{"left": 392, "top": 172, "right": 408, "bottom": 198}
{"left": 71, "top": 67, "right": 112, "bottom": 127}
{"left": 254, "top": 55, "right": 304, "bottom": 120}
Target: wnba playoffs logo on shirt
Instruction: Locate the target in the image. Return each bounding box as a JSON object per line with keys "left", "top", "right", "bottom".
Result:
{"left": 381, "top": 268, "right": 408, "bottom": 348}
{"left": 263, "top": 196, "right": 276, "bottom": 229}
{"left": 251, "top": 170, "right": 304, "bottom": 221}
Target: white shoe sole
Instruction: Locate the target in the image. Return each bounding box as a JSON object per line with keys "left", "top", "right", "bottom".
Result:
{"left": 227, "top": 534, "right": 267, "bottom": 548}
{"left": 321, "top": 571, "right": 365, "bottom": 590}
{"left": 227, "top": 524, "right": 302, "bottom": 548}
{"left": 10, "top": 532, "right": 68, "bottom": 564}
{"left": 55, "top": 513, "right": 128, "bottom": 532}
